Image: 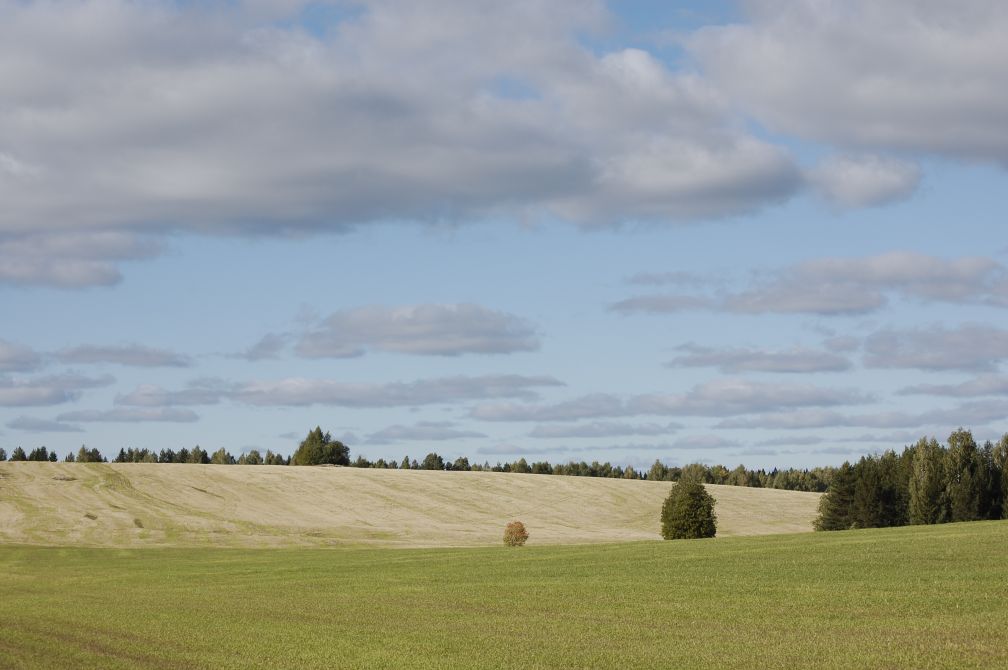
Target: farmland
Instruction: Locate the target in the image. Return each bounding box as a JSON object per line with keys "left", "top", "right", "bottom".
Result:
{"left": 0, "top": 462, "right": 820, "bottom": 547}
{"left": 1, "top": 521, "right": 1006, "bottom": 668}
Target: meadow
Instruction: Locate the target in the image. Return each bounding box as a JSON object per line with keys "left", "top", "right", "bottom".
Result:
{"left": 0, "top": 463, "right": 819, "bottom": 546}
{"left": 2, "top": 521, "right": 1006, "bottom": 669}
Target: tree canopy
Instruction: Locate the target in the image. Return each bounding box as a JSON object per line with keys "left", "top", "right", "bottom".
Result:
{"left": 661, "top": 478, "right": 717, "bottom": 540}
{"left": 290, "top": 427, "right": 350, "bottom": 466}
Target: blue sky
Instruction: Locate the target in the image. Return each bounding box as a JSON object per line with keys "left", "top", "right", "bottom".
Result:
{"left": 1, "top": 0, "right": 1007, "bottom": 468}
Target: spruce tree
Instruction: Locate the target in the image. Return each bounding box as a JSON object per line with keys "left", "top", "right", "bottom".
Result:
{"left": 815, "top": 462, "right": 856, "bottom": 530}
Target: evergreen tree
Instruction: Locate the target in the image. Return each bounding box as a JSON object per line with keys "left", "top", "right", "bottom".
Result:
{"left": 994, "top": 434, "right": 1008, "bottom": 520}
{"left": 0, "top": 448, "right": 6, "bottom": 461}
{"left": 64, "top": 452, "right": 76, "bottom": 462}
{"left": 291, "top": 427, "right": 349, "bottom": 466}
{"left": 48, "top": 451, "right": 57, "bottom": 462}
{"left": 210, "top": 448, "right": 235, "bottom": 465}
{"left": 908, "top": 437, "right": 946, "bottom": 524}
{"left": 27, "top": 446, "right": 50, "bottom": 461}
{"left": 661, "top": 478, "right": 717, "bottom": 539}
{"left": 945, "top": 428, "right": 982, "bottom": 522}
{"left": 420, "top": 452, "right": 445, "bottom": 470}
{"left": 400, "top": 455, "right": 411, "bottom": 470}
{"left": 815, "top": 462, "right": 856, "bottom": 531}
{"left": 10, "top": 446, "right": 27, "bottom": 461}
{"left": 77, "top": 445, "right": 105, "bottom": 463}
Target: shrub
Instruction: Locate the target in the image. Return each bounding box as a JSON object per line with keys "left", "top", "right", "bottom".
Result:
{"left": 503, "top": 521, "right": 529, "bottom": 546}
{"left": 661, "top": 479, "right": 717, "bottom": 539}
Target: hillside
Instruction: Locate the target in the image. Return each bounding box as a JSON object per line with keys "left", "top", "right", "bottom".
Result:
{"left": 0, "top": 462, "right": 821, "bottom": 547}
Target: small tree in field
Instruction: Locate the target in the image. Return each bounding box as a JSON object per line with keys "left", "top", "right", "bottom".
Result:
{"left": 661, "top": 479, "right": 717, "bottom": 539}
{"left": 503, "top": 521, "right": 529, "bottom": 546}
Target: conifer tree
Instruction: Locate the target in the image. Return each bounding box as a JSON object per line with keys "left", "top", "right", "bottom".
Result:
{"left": 815, "top": 462, "right": 856, "bottom": 531}
{"left": 908, "top": 437, "right": 946, "bottom": 524}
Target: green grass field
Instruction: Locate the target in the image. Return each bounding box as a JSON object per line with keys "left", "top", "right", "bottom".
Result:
{"left": 2, "top": 521, "right": 1006, "bottom": 669}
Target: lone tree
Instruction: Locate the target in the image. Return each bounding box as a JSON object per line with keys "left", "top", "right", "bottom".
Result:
{"left": 661, "top": 478, "right": 717, "bottom": 539}
{"left": 503, "top": 521, "right": 529, "bottom": 546}
{"left": 291, "top": 427, "right": 350, "bottom": 466}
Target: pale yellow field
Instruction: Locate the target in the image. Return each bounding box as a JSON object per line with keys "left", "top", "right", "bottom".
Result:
{"left": 0, "top": 462, "right": 821, "bottom": 548}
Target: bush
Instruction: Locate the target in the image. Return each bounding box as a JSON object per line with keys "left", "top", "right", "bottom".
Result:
{"left": 503, "top": 521, "right": 529, "bottom": 546}
{"left": 661, "top": 479, "right": 717, "bottom": 539}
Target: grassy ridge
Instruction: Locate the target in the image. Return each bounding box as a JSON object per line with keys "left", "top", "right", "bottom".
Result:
{"left": 2, "top": 521, "right": 1006, "bottom": 669}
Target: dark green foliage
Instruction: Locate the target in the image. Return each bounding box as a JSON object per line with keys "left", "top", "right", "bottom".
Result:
{"left": 945, "top": 429, "right": 982, "bottom": 522}
{"left": 450, "top": 457, "right": 470, "bottom": 471}
{"left": 420, "top": 452, "right": 444, "bottom": 470}
{"left": 27, "top": 447, "right": 50, "bottom": 462}
{"left": 994, "top": 435, "right": 1008, "bottom": 520}
{"left": 48, "top": 451, "right": 57, "bottom": 462}
{"left": 0, "top": 448, "right": 6, "bottom": 461}
{"left": 851, "top": 451, "right": 908, "bottom": 528}
{"left": 908, "top": 437, "right": 946, "bottom": 524}
{"left": 189, "top": 446, "right": 210, "bottom": 465}
{"left": 661, "top": 479, "right": 717, "bottom": 540}
{"left": 210, "top": 448, "right": 235, "bottom": 465}
{"left": 9, "top": 446, "right": 27, "bottom": 461}
{"left": 400, "top": 455, "right": 411, "bottom": 470}
{"left": 238, "top": 450, "right": 263, "bottom": 465}
{"left": 77, "top": 446, "right": 105, "bottom": 463}
{"left": 291, "top": 427, "right": 349, "bottom": 466}
{"left": 264, "top": 450, "right": 288, "bottom": 465}
{"left": 114, "top": 448, "right": 157, "bottom": 463}
{"left": 64, "top": 452, "right": 75, "bottom": 462}
{"left": 815, "top": 462, "right": 856, "bottom": 531}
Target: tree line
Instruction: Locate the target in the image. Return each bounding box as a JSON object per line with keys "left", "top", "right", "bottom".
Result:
{"left": 816, "top": 429, "right": 1008, "bottom": 530}
{"left": 1, "top": 425, "right": 833, "bottom": 493}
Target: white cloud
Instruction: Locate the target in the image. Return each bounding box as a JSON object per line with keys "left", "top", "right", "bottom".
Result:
{"left": 613, "top": 252, "right": 1007, "bottom": 315}
{"left": 864, "top": 324, "right": 1008, "bottom": 372}
{"left": 808, "top": 155, "right": 921, "bottom": 207}
{"left": 233, "top": 374, "right": 564, "bottom": 408}
{"left": 364, "top": 421, "right": 486, "bottom": 444}
{"left": 472, "top": 379, "right": 870, "bottom": 422}
{"left": 0, "top": 1, "right": 803, "bottom": 286}
{"left": 56, "top": 407, "right": 199, "bottom": 423}
{"left": 0, "top": 340, "right": 42, "bottom": 373}
{"left": 528, "top": 421, "right": 681, "bottom": 439}
{"left": 296, "top": 304, "right": 539, "bottom": 358}
{"left": 56, "top": 344, "right": 191, "bottom": 367}
{"left": 0, "top": 373, "right": 114, "bottom": 407}
{"left": 689, "top": 1, "right": 1008, "bottom": 164}
{"left": 6, "top": 415, "right": 82, "bottom": 433}
{"left": 668, "top": 343, "right": 851, "bottom": 373}
{"left": 899, "top": 375, "right": 1008, "bottom": 398}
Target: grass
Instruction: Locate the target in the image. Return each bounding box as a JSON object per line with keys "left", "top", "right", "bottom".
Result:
{"left": 0, "top": 462, "right": 821, "bottom": 547}
{"left": 2, "top": 521, "right": 1006, "bottom": 668}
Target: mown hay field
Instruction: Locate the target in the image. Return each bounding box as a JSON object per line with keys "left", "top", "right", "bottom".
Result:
{"left": 0, "top": 462, "right": 820, "bottom": 547}
{"left": 1, "top": 521, "right": 1006, "bottom": 669}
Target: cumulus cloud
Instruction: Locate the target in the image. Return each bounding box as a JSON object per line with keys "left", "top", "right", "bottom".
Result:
{"left": 0, "top": 340, "right": 42, "bottom": 373}
{"left": 56, "top": 407, "right": 199, "bottom": 423}
{"left": 613, "top": 252, "right": 1007, "bottom": 316}
{"left": 864, "top": 324, "right": 1008, "bottom": 372}
{"left": 471, "top": 379, "right": 870, "bottom": 422}
{"left": 364, "top": 421, "right": 486, "bottom": 444}
{"left": 55, "top": 344, "right": 191, "bottom": 367}
{"left": 688, "top": 1, "right": 1008, "bottom": 164}
{"left": 0, "top": 0, "right": 803, "bottom": 286}
{"left": 0, "top": 373, "right": 114, "bottom": 407}
{"left": 528, "top": 421, "right": 681, "bottom": 439}
{"left": 6, "top": 415, "right": 83, "bottom": 433}
{"left": 808, "top": 155, "right": 921, "bottom": 207}
{"left": 667, "top": 343, "right": 851, "bottom": 373}
{"left": 296, "top": 304, "right": 539, "bottom": 358}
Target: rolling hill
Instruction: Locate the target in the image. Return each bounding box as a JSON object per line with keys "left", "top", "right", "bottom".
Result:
{"left": 0, "top": 462, "right": 821, "bottom": 547}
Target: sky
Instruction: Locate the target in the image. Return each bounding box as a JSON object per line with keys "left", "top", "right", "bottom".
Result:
{"left": 2, "top": 0, "right": 1007, "bottom": 469}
